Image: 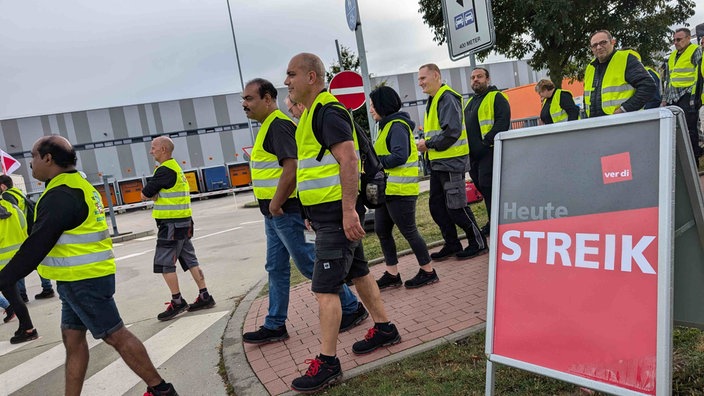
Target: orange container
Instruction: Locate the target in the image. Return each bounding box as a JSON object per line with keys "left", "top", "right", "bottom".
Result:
{"left": 228, "top": 163, "right": 251, "bottom": 187}
{"left": 94, "top": 183, "right": 118, "bottom": 207}
{"left": 184, "top": 170, "right": 200, "bottom": 193}
{"left": 118, "top": 179, "right": 144, "bottom": 204}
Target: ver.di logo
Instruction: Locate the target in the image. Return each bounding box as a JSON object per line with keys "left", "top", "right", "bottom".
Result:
{"left": 601, "top": 152, "right": 633, "bottom": 184}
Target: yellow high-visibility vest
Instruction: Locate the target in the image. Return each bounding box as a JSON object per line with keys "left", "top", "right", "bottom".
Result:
{"left": 465, "top": 91, "right": 510, "bottom": 144}
{"left": 374, "top": 119, "right": 419, "bottom": 196}
{"left": 584, "top": 50, "right": 635, "bottom": 116}
{"left": 296, "top": 92, "right": 360, "bottom": 206}
{"left": 541, "top": 89, "right": 570, "bottom": 123}
{"left": 423, "top": 85, "right": 469, "bottom": 161}
{"left": 0, "top": 199, "right": 27, "bottom": 271}
{"left": 667, "top": 44, "right": 697, "bottom": 88}
{"left": 152, "top": 159, "right": 192, "bottom": 219}
{"left": 251, "top": 109, "right": 297, "bottom": 200}
{"left": 36, "top": 172, "right": 115, "bottom": 281}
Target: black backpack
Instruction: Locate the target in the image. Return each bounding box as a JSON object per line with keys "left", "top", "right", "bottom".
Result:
{"left": 312, "top": 102, "right": 387, "bottom": 209}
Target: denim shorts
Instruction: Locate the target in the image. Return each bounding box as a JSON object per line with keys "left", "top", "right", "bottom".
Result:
{"left": 58, "top": 274, "right": 124, "bottom": 339}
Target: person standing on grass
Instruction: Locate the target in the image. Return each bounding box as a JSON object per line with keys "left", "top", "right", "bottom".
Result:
{"left": 285, "top": 52, "right": 401, "bottom": 393}
{"left": 141, "top": 136, "right": 216, "bottom": 321}
{"left": 241, "top": 78, "right": 368, "bottom": 345}
{"left": 369, "top": 86, "right": 436, "bottom": 290}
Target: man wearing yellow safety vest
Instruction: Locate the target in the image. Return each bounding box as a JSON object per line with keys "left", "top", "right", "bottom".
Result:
{"left": 0, "top": 194, "right": 37, "bottom": 344}
{"left": 583, "top": 30, "right": 655, "bottom": 118}
{"left": 0, "top": 135, "right": 179, "bottom": 396}
{"left": 661, "top": 27, "right": 702, "bottom": 161}
{"left": 465, "top": 67, "right": 511, "bottom": 237}
{"left": 285, "top": 53, "right": 400, "bottom": 393}
{"left": 141, "top": 136, "right": 215, "bottom": 321}
{"left": 416, "top": 63, "right": 487, "bottom": 260}
{"left": 241, "top": 78, "right": 367, "bottom": 345}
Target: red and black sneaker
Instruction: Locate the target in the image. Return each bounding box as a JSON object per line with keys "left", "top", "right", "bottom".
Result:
{"left": 187, "top": 295, "right": 215, "bottom": 312}
{"left": 352, "top": 324, "right": 401, "bottom": 355}
{"left": 290, "top": 356, "right": 342, "bottom": 393}
{"left": 143, "top": 382, "right": 178, "bottom": 396}
{"left": 156, "top": 300, "right": 189, "bottom": 321}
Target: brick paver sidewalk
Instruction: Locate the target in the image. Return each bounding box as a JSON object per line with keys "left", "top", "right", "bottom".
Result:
{"left": 243, "top": 246, "right": 490, "bottom": 395}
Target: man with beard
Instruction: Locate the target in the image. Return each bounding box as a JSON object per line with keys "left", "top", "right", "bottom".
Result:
{"left": 463, "top": 67, "right": 511, "bottom": 237}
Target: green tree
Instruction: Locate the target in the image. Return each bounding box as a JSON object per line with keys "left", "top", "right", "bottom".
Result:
{"left": 326, "top": 45, "right": 370, "bottom": 133}
{"left": 417, "top": 0, "right": 695, "bottom": 86}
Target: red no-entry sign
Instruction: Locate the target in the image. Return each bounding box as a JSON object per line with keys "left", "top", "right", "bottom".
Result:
{"left": 329, "top": 70, "right": 366, "bottom": 111}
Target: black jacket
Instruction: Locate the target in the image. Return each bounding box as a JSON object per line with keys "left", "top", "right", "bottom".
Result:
{"left": 464, "top": 86, "right": 511, "bottom": 159}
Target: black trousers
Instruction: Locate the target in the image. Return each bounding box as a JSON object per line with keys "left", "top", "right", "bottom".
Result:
{"left": 669, "top": 93, "right": 702, "bottom": 159}
{"left": 2, "top": 282, "right": 33, "bottom": 330}
{"left": 374, "top": 195, "right": 430, "bottom": 266}
{"left": 428, "top": 169, "right": 486, "bottom": 250}
{"left": 469, "top": 151, "right": 494, "bottom": 221}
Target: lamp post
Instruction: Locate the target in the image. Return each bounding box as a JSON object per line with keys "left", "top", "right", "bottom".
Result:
{"left": 225, "top": 0, "right": 255, "bottom": 146}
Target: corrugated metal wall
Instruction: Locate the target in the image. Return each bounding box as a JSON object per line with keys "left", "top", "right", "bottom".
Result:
{"left": 0, "top": 60, "right": 545, "bottom": 193}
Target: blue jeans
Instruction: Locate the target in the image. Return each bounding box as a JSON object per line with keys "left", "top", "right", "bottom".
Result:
{"left": 264, "top": 212, "right": 359, "bottom": 329}
{"left": 17, "top": 274, "right": 53, "bottom": 293}
{"left": 0, "top": 293, "right": 8, "bottom": 309}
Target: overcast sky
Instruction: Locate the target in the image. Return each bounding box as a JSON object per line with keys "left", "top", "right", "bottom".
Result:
{"left": 0, "top": 0, "right": 702, "bottom": 120}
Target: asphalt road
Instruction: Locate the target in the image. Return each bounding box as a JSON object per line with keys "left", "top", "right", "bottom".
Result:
{"left": 0, "top": 190, "right": 267, "bottom": 396}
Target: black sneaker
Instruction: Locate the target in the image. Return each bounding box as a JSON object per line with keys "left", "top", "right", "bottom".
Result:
{"left": 144, "top": 382, "right": 179, "bottom": 396}
{"left": 20, "top": 293, "right": 29, "bottom": 303}
{"left": 480, "top": 223, "right": 490, "bottom": 237}
{"left": 290, "top": 356, "right": 342, "bottom": 393}
{"left": 340, "top": 302, "right": 369, "bottom": 332}
{"left": 3, "top": 306, "right": 15, "bottom": 323}
{"left": 352, "top": 324, "right": 401, "bottom": 355}
{"left": 242, "top": 325, "right": 289, "bottom": 344}
{"left": 430, "top": 244, "right": 462, "bottom": 261}
{"left": 10, "top": 328, "right": 38, "bottom": 344}
{"left": 35, "top": 289, "right": 55, "bottom": 299}
{"left": 456, "top": 245, "right": 488, "bottom": 260}
{"left": 187, "top": 295, "right": 215, "bottom": 312}
{"left": 376, "top": 271, "right": 402, "bottom": 290}
{"left": 404, "top": 269, "right": 439, "bottom": 289}
{"left": 157, "top": 300, "right": 189, "bottom": 321}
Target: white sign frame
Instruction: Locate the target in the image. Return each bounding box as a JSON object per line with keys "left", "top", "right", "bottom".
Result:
{"left": 441, "top": 0, "right": 496, "bottom": 60}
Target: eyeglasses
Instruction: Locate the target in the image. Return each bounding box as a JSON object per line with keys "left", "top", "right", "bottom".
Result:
{"left": 590, "top": 40, "right": 609, "bottom": 49}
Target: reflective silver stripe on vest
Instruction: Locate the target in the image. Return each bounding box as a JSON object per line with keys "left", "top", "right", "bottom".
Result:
{"left": 479, "top": 120, "right": 495, "bottom": 127}
{"left": 551, "top": 110, "right": 567, "bottom": 118}
{"left": 250, "top": 160, "right": 280, "bottom": 169}
{"left": 56, "top": 230, "right": 110, "bottom": 245}
{"left": 387, "top": 176, "right": 418, "bottom": 184}
{"left": 424, "top": 129, "right": 442, "bottom": 138}
{"left": 584, "top": 91, "right": 591, "bottom": 98}
{"left": 159, "top": 191, "right": 189, "bottom": 198}
{"left": 252, "top": 179, "right": 280, "bottom": 188}
{"left": 299, "top": 154, "right": 338, "bottom": 169}
{"left": 603, "top": 98, "right": 629, "bottom": 108}
{"left": 0, "top": 243, "right": 22, "bottom": 255}
{"left": 298, "top": 174, "right": 341, "bottom": 191}
{"left": 153, "top": 203, "right": 190, "bottom": 211}
{"left": 450, "top": 138, "right": 467, "bottom": 147}
{"left": 398, "top": 161, "right": 418, "bottom": 168}
{"left": 673, "top": 67, "right": 695, "bottom": 73}
{"left": 0, "top": 259, "right": 9, "bottom": 265}
{"left": 672, "top": 77, "right": 695, "bottom": 83}
{"left": 43, "top": 250, "right": 115, "bottom": 267}
{"left": 601, "top": 85, "right": 634, "bottom": 94}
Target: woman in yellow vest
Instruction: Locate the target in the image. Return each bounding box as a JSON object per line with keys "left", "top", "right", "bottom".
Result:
{"left": 535, "top": 78, "right": 580, "bottom": 124}
{"left": 369, "top": 86, "right": 436, "bottom": 289}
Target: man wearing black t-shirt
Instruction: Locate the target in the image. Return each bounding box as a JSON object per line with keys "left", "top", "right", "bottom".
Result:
{"left": 241, "top": 78, "right": 367, "bottom": 345}
{"left": 286, "top": 53, "right": 400, "bottom": 393}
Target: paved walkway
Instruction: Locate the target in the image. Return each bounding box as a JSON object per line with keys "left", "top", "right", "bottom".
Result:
{"left": 240, "top": 243, "right": 490, "bottom": 395}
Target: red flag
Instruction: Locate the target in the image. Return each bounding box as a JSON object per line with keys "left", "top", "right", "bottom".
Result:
{"left": 0, "top": 149, "right": 21, "bottom": 175}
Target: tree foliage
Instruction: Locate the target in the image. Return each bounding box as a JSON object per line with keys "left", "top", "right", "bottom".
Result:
{"left": 418, "top": 0, "right": 695, "bottom": 86}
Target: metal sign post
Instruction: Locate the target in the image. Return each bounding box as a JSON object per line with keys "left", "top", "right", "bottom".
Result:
{"left": 484, "top": 108, "right": 704, "bottom": 395}
{"left": 102, "top": 174, "right": 119, "bottom": 237}
{"left": 441, "top": 0, "right": 496, "bottom": 60}
{"left": 345, "top": 0, "right": 376, "bottom": 138}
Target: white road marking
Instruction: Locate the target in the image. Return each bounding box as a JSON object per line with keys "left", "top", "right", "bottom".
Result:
{"left": 112, "top": 242, "right": 124, "bottom": 247}
{"left": 192, "top": 227, "right": 241, "bottom": 241}
{"left": 81, "top": 311, "right": 228, "bottom": 395}
{"left": 0, "top": 337, "right": 40, "bottom": 356}
{"left": 135, "top": 236, "right": 156, "bottom": 241}
{"left": 115, "top": 250, "right": 153, "bottom": 262}
{"left": 239, "top": 220, "right": 263, "bottom": 225}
